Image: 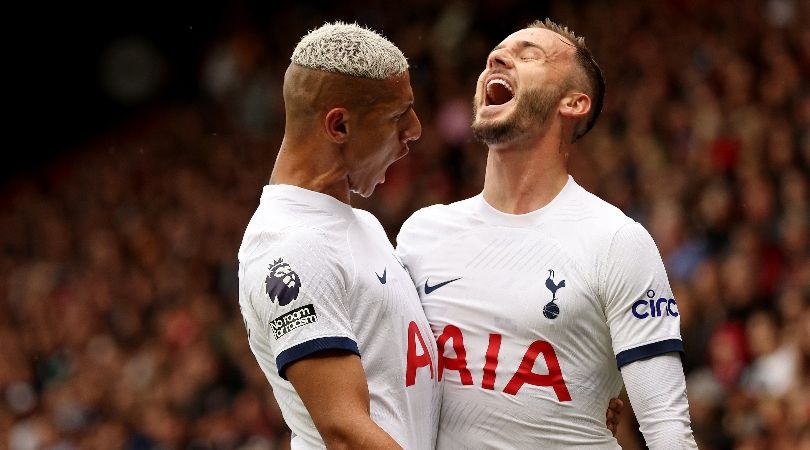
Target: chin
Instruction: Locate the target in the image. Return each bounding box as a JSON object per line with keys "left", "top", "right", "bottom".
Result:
{"left": 472, "top": 118, "right": 519, "bottom": 145}
{"left": 472, "top": 115, "right": 497, "bottom": 130}
{"left": 350, "top": 184, "right": 376, "bottom": 198}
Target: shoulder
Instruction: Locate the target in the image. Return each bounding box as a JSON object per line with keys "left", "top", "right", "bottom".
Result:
{"left": 240, "top": 189, "right": 355, "bottom": 264}
{"left": 539, "top": 181, "right": 642, "bottom": 290}
{"left": 240, "top": 225, "right": 336, "bottom": 260}
{"left": 353, "top": 208, "right": 388, "bottom": 237}
{"left": 401, "top": 196, "right": 479, "bottom": 233}
{"left": 239, "top": 223, "right": 354, "bottom": 292}
{"left": 239, "top": 223, "right": 356, "bottom": 307}
{"left": 573, "top": 182, "right": 634, "bottom": 230}
{"left": 398, "top": 196, "right": 479, "bottom": 250}
{"left": 554, "top": 182, "right": 636, "bottom": 247}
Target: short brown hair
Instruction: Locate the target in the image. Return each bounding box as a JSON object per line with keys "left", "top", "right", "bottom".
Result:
{"left": 528, "top": 18, "right": 604, "bottom": 142}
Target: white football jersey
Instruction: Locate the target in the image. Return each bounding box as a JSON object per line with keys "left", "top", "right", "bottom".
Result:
{"left": 397, "top": 176, "right": 683, "bottom": 449}
{"left": 239, "top": 185, "right": 440, "bottom": 450}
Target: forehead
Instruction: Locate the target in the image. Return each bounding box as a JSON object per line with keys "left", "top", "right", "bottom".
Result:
{"left": 386, "top": 72, "right": 413, "bottom": 96}
{"left": 495, "top": 27, "right": 575, "bottom": 55}
{"left": 343, "top": 71, "right": 412, "bottom": 111}
{"left": 375, "top": 72, "right": 413, "bottom": 105}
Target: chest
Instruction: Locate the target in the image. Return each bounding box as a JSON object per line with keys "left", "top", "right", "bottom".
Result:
{"left": 347, "top": 223, "right": 426, "bottom": 325}
{"left": 414, "top": 229, "right": 607, "bottom": 345}
{"left": 411, "top": 229, "right": 618, "bottom": 399}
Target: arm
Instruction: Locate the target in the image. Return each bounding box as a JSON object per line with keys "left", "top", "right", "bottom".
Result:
{"left": 600, "top": 223, "right": 694, "bottom": 447}
{"left": 286, "top": 350, "right": 402, "bottom": 450}
{"left": 621, "top": 353, "right": 697, "bottom": 449}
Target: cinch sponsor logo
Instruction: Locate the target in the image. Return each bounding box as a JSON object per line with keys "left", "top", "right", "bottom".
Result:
{"left": 271, "top": 304, "right": 317, "bottom": 339}
{"left": 631, "top": 289, "right": 679, "bottom": 319}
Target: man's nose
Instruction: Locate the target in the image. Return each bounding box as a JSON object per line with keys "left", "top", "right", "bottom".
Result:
{"left": 402, "top": 110, "right": 422, "bottom": 143}
{"left": 487, "top": 49, "right": 513, "bottom": 69}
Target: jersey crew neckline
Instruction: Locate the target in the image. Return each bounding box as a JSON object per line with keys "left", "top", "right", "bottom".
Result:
{"left": 262, "top": 183, "right": 355, "bottom": 220}
{"left": 474, "top": 175, "right": 577, "bottom": 227}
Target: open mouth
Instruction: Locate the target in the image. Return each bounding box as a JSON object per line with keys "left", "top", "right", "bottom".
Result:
{"left": 486, "top": 78, "right": 514, "bottom": 106}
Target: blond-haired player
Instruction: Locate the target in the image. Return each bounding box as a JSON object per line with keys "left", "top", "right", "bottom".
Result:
{"left": 238, "top": 22, "right": 439, "bottom": 449}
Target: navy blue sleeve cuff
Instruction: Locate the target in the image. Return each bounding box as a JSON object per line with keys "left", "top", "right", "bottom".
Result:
{"left": 277, "top": 337, "right": 360, "bottom": 380}
{"left": 616, "top": 339, "right": 684, "bottom": 369}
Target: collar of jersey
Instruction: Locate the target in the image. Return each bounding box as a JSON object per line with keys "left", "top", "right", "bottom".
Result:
{"left": 262, "top": 184, "right": 355, "bottom": 220}
{"left": 474, "top": 175, "right": 576, "bottom": 227}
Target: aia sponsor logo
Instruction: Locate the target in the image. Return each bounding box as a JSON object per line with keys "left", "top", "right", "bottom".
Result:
{"left": 631, "top": 289, "right": 679, "bottom": 319}
{"left": 265, "top": 258, "right": 301, "bottom": 306}
{"left": 405, "top": 321, "right": 435, "bottom": 387}
{"left": 405, "top": 321, "right": 572, "bottom": 401}
{"left": 421, "top": 324, "right": 571, "bottom": 401}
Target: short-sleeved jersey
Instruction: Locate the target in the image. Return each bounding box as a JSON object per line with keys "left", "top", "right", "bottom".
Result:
{"left": 239, "top": 185, "right": 440, "bottom": 450}
{"left": 396, "top": 176, "right": 683, "bottom": 449}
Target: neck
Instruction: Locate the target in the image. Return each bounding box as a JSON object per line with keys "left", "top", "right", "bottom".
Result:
{"left": 481, "top": 132, "right": 570, "bottom": 214}
{"left": 270, "top": 137, "right": 351, "bottom": 204}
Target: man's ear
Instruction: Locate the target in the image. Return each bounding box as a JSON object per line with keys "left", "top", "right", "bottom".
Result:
{"left": 324, "top": 107, "right": 350, "bottom": 144}
{"left": 559, "top": 92, "right": 591, "bottom": 120}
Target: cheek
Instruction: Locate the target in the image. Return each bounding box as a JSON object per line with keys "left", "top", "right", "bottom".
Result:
{"left": 383, "top": 143, "right": 401, "bottom": 164}
{"left": 377, "top": 141, "right": 401, "bottom": 167}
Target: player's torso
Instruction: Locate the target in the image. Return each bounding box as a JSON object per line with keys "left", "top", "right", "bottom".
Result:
{"left": 240, "top": 190, "right": 439, "bottom": 450}
{"left": 344, "top": 217, "right": 440, "bottom": 449}
{"left": 414, "top": 225, "right": 621, "bottom": 449}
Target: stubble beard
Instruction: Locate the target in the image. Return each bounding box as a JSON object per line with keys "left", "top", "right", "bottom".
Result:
{"left": 471, "top": 85, "right": 563, "bottom": 146}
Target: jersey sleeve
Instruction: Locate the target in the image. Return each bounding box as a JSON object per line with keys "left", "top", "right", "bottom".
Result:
{"left": 240, "top": 229, "right": 359, "bottom": 379}
{"left": 601, "top": 222, "right": 684, "bottom": 368}
{"left": 621, "top": 353, "right": 698, "bottom": 448}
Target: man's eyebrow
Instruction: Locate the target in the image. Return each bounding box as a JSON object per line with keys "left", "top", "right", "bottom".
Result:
{"left": 397, "top": 101, "right": 414, "bottom": 114}
{"left": 491, "top": 41, "right": 548, "bottom": 54}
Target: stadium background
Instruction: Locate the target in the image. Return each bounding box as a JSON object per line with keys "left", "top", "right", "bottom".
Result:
{"left": 3, "top": 0, "right": 809, "bottom": 448}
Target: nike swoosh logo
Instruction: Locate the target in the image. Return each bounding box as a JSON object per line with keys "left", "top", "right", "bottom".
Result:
{"left": 424, "top": 277, "right": 461, "bottom": 294}
{"left": 376, "top": 268, "right": 387, "bottom": 284}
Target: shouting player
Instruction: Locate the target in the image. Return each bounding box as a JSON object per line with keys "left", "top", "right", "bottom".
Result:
{"left": 238, "top": 23, "right": 439, "bottom": 449}
{"left": 397, "top": 19, "right": 698, "bottom": 449}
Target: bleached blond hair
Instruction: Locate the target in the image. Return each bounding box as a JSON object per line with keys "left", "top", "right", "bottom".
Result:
{"left": 291, "top": 21, "right": 408, "bottom": 80}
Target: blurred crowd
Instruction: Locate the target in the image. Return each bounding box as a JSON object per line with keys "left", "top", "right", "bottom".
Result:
{"left": 2, "top": 0, "right": 809, "bottom": 449}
